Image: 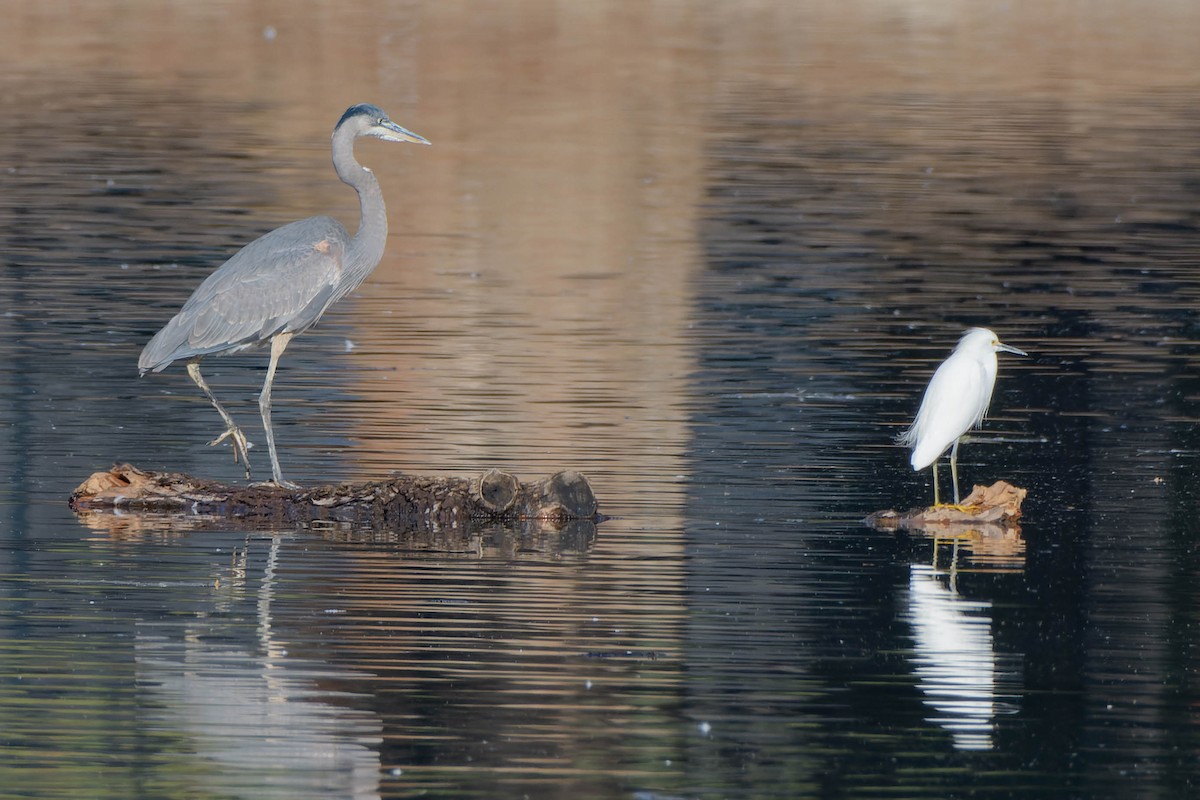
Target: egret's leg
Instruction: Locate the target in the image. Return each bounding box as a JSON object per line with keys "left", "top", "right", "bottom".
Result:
{"left": 187, "top": 361, "right": 253, "bottom": 478}
{"left": 949, "top": 438, "right": 962, "bottom": 504}
{"left": 259, "top": 332, "right": 300, "bottom": 489}
{"left": 931, "top": 461, "right": 940, "bottom": 507}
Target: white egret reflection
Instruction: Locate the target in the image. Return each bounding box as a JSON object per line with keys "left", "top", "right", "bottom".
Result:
{"left": 906, "top": 563, "right": 1020, "bottom": 751}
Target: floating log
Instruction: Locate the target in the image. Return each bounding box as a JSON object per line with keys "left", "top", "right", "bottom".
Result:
{"left": 864, "top": 480, "right": 1026, "bottom": 531}
{"left": 69, "top": 463, "right": 601, "bottom": 529}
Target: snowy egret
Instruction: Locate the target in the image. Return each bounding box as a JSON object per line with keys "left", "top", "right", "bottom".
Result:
{"left": 897, "top": 328, "right": 1026, "bottom": 506}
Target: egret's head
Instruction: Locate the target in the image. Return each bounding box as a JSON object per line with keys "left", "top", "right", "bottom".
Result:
{"left": 336, "top": 103, "right": 430, "bottom": 145}
{"left": 961, "top": 327, "right": 1026, "bottom": 357}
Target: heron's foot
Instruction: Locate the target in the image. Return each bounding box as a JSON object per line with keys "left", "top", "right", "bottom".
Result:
{"left": 208, "top": 427, "right": 254, "bottom": 451}
{"left": 208, "top": 426, "right": 254, "bottom": 477}
{"left": 931, "top": 502, "right": 974, "bottom": 513}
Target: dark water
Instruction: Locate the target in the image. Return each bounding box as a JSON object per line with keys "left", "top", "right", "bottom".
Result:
{"left": 683, "top": 88, "right": 1200, "bottom": 797}
{"left": 3, "top": 3, "right": 1200, "bottom": 799}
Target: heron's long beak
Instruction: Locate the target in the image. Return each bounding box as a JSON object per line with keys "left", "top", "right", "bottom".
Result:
{"left": 378, "top": 119, "right": 431, "bottom": 145}
{"left": 997, "top": 341, "right": 1027, "bottom": 357}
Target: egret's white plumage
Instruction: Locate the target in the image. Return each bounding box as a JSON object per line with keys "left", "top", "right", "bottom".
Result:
{"left": 897, "top": 327, "right": 1026, "bottom": 505}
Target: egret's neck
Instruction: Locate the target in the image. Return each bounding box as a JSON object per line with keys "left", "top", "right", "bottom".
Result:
{"left": 332, "top": 127, "right": 388, "bottom": 281}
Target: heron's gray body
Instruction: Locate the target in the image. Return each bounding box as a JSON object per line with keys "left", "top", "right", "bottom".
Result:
{"left": 139, "top": 103, "right": 429, "bottom": 486}
{"left": 139, "top": 216, "right": 351, "bottom": 370}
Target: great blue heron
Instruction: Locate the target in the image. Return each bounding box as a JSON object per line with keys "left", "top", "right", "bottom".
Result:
{"left": 139, "top": 103, "right": 430, "bottom": 488}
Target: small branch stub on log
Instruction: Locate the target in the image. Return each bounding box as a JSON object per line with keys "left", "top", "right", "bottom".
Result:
{"left": 69, "top": 464, "right": 601, "bottom": 529}
{"left": 864, "top": 480, "right": 1026, "bottom": 531}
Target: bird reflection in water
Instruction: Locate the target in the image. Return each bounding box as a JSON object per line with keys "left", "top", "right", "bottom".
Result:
{"left": 904, "top": 532, "right": 1024, "bottom": 751}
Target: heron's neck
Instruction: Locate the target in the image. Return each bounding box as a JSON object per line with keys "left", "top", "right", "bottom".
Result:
{"left": 332, "top": 128, "right": 388, "bottom": 282}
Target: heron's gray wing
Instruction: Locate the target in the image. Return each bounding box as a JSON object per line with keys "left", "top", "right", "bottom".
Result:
{"left": 140, "top": 216, "right": 349, "bottom": 372}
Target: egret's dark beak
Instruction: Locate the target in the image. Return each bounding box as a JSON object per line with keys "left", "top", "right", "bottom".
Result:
{"left": 997, "top": 341, "right": 1027, "bottom": 357}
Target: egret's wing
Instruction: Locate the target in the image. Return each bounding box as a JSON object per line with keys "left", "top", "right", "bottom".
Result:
{"left": 139, "top": 216, "right": 349, "bottom": 372}
{"left": 903, "top": 351, "right": 989, "bottom": 469}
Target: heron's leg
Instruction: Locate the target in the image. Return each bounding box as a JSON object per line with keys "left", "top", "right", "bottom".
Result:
{"left": 187, "top": 361, "right": 253, "bottom": 478}
{"left": 259, "top": 332, "right": 300, "bottom": 489}
{"left": 949, "top": 438, "right": 962, "bottom": 504}
{"left": 931, "top": 461, "right": 940, "bottom": 507}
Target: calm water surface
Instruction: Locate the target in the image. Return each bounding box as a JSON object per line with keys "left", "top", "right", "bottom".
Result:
{"left": 2, "top": 2, "right": 1200, "bottom": 798}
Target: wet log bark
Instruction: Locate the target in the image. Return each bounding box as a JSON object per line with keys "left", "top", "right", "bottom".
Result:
{"left": 69, "top": 464, "right": 601, "bottom": 529}
{"left": 864, "top": 480, "right": 1026, "bottom": 531}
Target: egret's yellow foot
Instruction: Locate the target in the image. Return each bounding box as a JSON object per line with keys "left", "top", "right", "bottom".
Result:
{"left": 931, "top": 502, "right": 975, "bottom": 513}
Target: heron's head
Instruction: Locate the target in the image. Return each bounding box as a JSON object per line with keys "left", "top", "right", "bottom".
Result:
{"left": 336, "top": 103, "right": 430, "bottom": 146}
